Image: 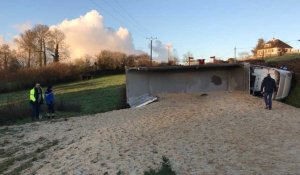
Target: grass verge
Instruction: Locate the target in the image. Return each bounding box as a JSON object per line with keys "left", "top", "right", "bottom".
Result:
{"left": 265, "top": 54, "right": 300, "bottom": 62}
{"left": 282, "top": 85, "right": 300, "bottom": 107}
{"left": 0, "top": 75, "right": 127, "bottom": 126}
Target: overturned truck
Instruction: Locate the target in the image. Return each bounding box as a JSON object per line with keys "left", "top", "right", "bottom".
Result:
{"left": 126, "top": 63, "right": 251, "bottom": 108}
{"left": 126, "top": 63, "right": 293, "bottom": 108}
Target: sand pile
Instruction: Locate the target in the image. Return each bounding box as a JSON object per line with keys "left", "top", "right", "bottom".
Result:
{"left": 1, "top": 91, "right": 300, "bottom": 174}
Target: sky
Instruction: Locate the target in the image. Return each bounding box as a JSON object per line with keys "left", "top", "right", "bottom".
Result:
{"left": 1, "top": 0, "right": 300, "bottom": 62}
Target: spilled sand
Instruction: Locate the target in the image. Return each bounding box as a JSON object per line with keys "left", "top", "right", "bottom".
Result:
{"left": 1, "top": 91, "right": 300, "bottom": 174}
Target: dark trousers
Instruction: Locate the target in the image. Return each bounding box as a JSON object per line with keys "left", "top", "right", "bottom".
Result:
{"left": 31, "top": 102, "right": 41, "bottom": 121}
{"left": 264, "top": 92, "right": 273, "bottom": 109}
{"left": 47, "top": 103, "right": 55, "bottom": 113}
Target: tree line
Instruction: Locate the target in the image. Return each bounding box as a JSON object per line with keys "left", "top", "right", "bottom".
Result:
{"left": 0, "top": 24, "right": 68, "bottom": 70}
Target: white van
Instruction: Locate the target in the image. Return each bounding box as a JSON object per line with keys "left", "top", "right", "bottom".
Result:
{"left": 250, "top": 65, "right": 293, "bottom": 100}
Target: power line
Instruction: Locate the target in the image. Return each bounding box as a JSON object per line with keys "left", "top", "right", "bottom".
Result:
{"left": 111, "top": 0, "right": 153, "bottom": 36}
{"left": 88, "top": 0, "right": 146, "bottom": 39}
{"left": 102, "top": 0, "right": 148, "bottom": 36}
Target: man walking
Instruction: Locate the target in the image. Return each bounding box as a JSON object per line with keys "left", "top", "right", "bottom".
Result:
{"left": 30, "top": 83, "right": 44, "bottom": 121}
{"left": 261, "top": 74, "right": 277, "bottom": 110}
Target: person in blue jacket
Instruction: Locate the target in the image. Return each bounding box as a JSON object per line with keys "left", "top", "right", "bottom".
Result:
{"left": 45, "top": 85, "right": 55, "bottom": 118}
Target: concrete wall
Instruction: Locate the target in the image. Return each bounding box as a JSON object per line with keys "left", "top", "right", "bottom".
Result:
{"left": 126, "top": 64, "right": 250, "bottom": 106}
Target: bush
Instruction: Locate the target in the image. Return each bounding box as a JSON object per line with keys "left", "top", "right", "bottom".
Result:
{"left": 144, "top": 156, "right": 176, "bottom": 175}
{"left": 0, "top": 63, "right": 83, "bottom": 93}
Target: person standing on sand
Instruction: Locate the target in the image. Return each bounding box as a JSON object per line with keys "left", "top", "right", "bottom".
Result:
{"left": 29, "top": 83, "right": 44, "bottom": 121}
{"left": 261, "top": 74, "right": 277, "bottom": 110}
{"left": 45, "top": 85, "right": 55, "bottom": 119}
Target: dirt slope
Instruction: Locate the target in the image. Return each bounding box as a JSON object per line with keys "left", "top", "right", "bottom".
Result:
{"left": 1, "top": 91, "right": 300, "bottom": 175}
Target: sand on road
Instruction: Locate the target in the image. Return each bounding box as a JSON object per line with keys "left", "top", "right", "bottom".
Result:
{"left": 1, "top": 91, "right": 300, "bottom": 175}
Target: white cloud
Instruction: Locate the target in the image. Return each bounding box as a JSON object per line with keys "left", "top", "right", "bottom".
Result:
{"left": 152, "top": 40, "right": 173, "bottom": 62}
{"left": 51, "top": 10, "right": 141, "bottom": 59}
{"left": 0, "top": 35, "right": 4, "bottom": 44}
{"left": 0, "top": 35, "right": 16, "bottom": 49}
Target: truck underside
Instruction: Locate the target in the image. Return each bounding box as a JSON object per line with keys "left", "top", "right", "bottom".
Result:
{"left": 126, "top": 64, "right": 250, "bottom": 107}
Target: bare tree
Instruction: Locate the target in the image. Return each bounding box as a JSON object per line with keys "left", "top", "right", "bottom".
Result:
{"left": 238, "top": 52, "right": 250, "bottom": 59}
{"left": 0, "top": 44, "right": 10, "bottom": 70}
{"left": 252, "top": 38, "right": 265, "bottom": 56}
{"left": 183, "top": 51, "right": 193, "bottom": 65}
{"left": 15, "top": 29, "right": 37, "bottom": 67}
{"left": 48, "top": 28, "right": 68, "bottom": 62}
{"left": 0, "top": 44, "right": 20, "bottom": 71}
{"left": 33, "top": 24, "right": 51, "bottom": 67}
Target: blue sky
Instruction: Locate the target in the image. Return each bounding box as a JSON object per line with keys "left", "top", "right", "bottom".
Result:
{"left": 1, "top": 0, "right": 300, "bottom": 61}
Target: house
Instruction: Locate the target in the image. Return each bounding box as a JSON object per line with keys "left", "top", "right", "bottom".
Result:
{"left": 257, "top": 38, "right": 293, "bottom": 58}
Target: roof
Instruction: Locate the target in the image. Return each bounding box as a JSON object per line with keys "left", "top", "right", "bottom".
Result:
{"left": 126, "top": 64, "right": 243, "bottom": 72}
{"left": 263, "top": 39, "right": 292, "bottom": 49}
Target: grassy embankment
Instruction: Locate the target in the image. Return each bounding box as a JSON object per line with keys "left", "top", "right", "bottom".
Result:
{"left": 265, "top": 53, "right": 300, "bottom": 63}
{"left": 0, "top": 74, "right": 126, "bottom": 125}
{"left": 265, "top": 54, "right": 300, "bottom": 107}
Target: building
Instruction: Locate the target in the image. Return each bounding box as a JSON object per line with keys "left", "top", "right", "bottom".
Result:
{"left": 257, "top": 38, "right": 293, "bottom": 58}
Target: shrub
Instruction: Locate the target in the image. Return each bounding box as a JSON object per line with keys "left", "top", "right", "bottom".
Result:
{"left": 144, "top": 156, "right": 176, "bottom": 175}
{"left": 0, "top": 63, "right": 83, "bottom": 93}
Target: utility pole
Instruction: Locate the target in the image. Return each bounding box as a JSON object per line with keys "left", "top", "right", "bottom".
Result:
{"left": 167, "top": 45, "right": 171, "bottom": 63}
{"left": 234, "top": 46, "right": 237, "bottom": 63}
{"left": 146, "top": 37, "right": 157, "bottom": 66}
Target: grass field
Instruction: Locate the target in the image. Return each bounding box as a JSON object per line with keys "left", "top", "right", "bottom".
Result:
{"left": 265, "top": 53, "right": 300, "bottom": 62}
{"left": 0, "top": 74, "right": 126, "bottom": 125}
{"left": 283, "top": 85, "right": 300, "bottom": 108}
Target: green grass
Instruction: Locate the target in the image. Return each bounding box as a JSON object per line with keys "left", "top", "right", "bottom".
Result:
{"left": 0, "top": 74, "right": 126, "bottom": 125}
{"left": 262, "top": 54, "right": 300, "bottom": 107}
{"left": 265, "top": 53, "right": 300, "bottom": 62}
{"left": 283, "top": 85, "right": 300, "bottom": 108}
{"left": 0, "top": 74, "right": 125, "bottom": 106}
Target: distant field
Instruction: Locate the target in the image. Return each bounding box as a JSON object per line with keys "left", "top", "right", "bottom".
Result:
{"left": 0, "top": 74, "right": 126, "bottom": 125}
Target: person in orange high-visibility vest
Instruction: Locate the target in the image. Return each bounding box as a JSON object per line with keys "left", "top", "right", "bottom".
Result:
{"left": 29, "top": 83, "right": 44, "bottom": 121}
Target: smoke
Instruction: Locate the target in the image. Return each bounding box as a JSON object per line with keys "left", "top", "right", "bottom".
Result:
{"left": 51, "top": 10, "right": 142, "bottom": 59}
{"left": 151, "top": 40, "right": 173, "bottom": 62}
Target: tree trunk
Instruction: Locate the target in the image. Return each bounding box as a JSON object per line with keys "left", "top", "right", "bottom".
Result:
{"left": 39, "top": 44, "right": 43, "bottom": 67}
{"left": 43, "top": 39, "right": 47, "bottom": 66}
{"left": 54, "top": 43, "right": 59, "bottom": 62}
{"left": 28, "top": 49, "right": 31, "bottom": 68}
{"left": 4, "top": 53, "right": 8, "bottom": 70}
